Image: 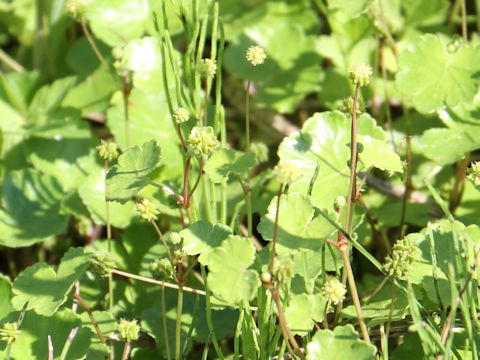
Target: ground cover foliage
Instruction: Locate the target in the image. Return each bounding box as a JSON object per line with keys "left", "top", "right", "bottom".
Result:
{"left": 1, "top": 0, "right": 480, "bottom": 359}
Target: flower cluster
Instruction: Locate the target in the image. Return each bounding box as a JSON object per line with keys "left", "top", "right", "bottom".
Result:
{"left": 347, "top": 62, "right": 372, "bottom": 87}
{"left": 197, "top": 58, "right": 217, "bottom": 78}
{"left": 117, "top": 319, "right": 140, "bottom": 341}
{"left": 187, "top": 126, "right": 219, "bottom": 159}
{"left": 65, "top": 0, "right": 87, "bottom": 19}
{"left": 274, "top": 160, "right": 301, "bottom": 185}
{"left": 322, "top": 277, "right": 346, "bottom": 305}
{"left": 149, "top": 258, "right": 174, "bottom": 280}
{"left": 0, "top": 322, "right": 21, "bottom": 344}
{"left": 96, "top": 140, "right": 118, "bottom": 162}
{"left": 136, "top": 198, "right": 160, "bottom": 222}
{"left": 90, "top": 251, "right": 117, "bottom": 278}
{"left": 342, "top": 96, "right": 365, "bottom": 116}
{"left": 169, "top": 232, "right": 182, "bottom": 245}
{"left": 384, "top": 238, "right": 422, "bottom": 279}
{"left": 467, "top": 161, "right": 480, "bottom": 187}
{"left": 246, "top": 45, "right": 267, "bottom": 66}
{"left": 273, "top": 257, "right": 294, "bottom": 285}
{"left": 173, "top": 107, "right": 190, "bottom": 124}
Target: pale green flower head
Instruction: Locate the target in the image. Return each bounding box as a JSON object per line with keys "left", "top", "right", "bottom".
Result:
{"left": 384, "top": 238, "right": 421, "bottom": 279}
{"left": 334, "top": 196, "right": 346, "bottom": 211}
{"left": 149, "top": 258, "right": 174, "bottom": 280}
{"left": 187, "top": 126, "right": 219, "bottom": 159}
{"left": 173, "top": 107, "right": 190, "bottom": 124}
{"left": 169, "top": 232, "right": 182, "bottom": 245}
{"left": 322, "top": 277, "right": 346, "bottom": 305}
{"left": 136, "top": 198, "right": 160, "bottom": 222}
{"left": 467, "top": 161, "right": 480, "bottom": 186}
{"left": 0, "top": 322, "right": 21, "bottom": 344}
{"left": 274, "top": 160, "right": 301, "bottom": 185}
{"left": 117, "top": 319, "right": 140, "bottom": 341}
{"left": 246, "top": 45, "right": 267, "bottom": 66}
{"left": 197, "top": 58, "right": 217, "bottom": 78}
{"left": 65, "top": 0, "right": 87, "bottom": 19}
{"left": 90, "top": 251, "right": 117, "bottom": 278}
{"left": 347, "top": 62, "right": 372, "bottom": 87}
{"left": 96, "top": 140, "right": 118, "bottom": 162}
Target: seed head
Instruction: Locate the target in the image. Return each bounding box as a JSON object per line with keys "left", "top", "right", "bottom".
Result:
{"left": 187, "top": 126, "right": 219, "bottom": 159}
{"left": 173, "top": 107, "right": 190, "bottom": 124}
{"left": 322, "top": 277, "right": 346, "bottom": 305}
{"left": 149, "top": 258, "right": 174, "bottom": 280}
{"left": 334, "top": 196, "right": 346, "bottom": 211}
{"left": 136, "top": 198, "right": 160, "bottom": 222}
{"left": 197, "top": 58, "right": 217, "bottom": 78}
{"left": 246, "top": 45, "right": 267, "bottom": 66}
{"left": 0, "top": 322, "right": 21, "bottom": 344}
{"left": 347, "top": 62, "right": 372, "bottom": 87}
{"left": 117, "top": 319, "right": 140, "bottom": 341}
{"left": 96, "top": 140, "right": 118, "bottom": 162}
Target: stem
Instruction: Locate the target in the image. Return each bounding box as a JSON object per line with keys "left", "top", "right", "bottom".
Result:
{"left": 269, "top": 185, "right": 284, "bottom": 276}
{"left": 200, "top": 265, "right": 224, "bottom": 359}
{"left": 0, "top": 48, "right": 24, "bottom": 72}
{"left": 449, "top": 155, "right": 469, "bottom": 214}
{"left": 121, "top": 340, "right": 131, "bottom": 360}
{"left": 104, "top": 159, "right": 114, "bottom": 317}
{"left": 399, "top": 135, "right": 412, "bottom": 234}
{"left": 341, "top": 248, "right": 371, "bottom": 343}
{"left": 345, "top": 84, "right": 360, "bottom": 232}
{"left": 460, "top": 0, "right": 468, "bottom": 42}
{"left": 148, "top": 181, "right": 184, "bottom": 203}
{"left": 436, "top": 247, "right": 480, "bottom": 360}
{"left": 151, "top": 220, "right": 174, "bottom": 265}
{"left": 175, "top": 286, "right": 184, "bottom": 360}
{"left": 80, "top": 19, "right": 119, "bottom": 88}
{"left": 72, "top": 292, "right": 106, "bottom": 344}
{"left": 245, "top": 66, "right": 254, "bottom": 151}
{"left": 203, "top": 78, "right": 208, "bottom": 126}
{"left": 111, "top": 269, "right": 206, "bottom": 296}
{"left": 188, "top": 159, "right": 204, "bottom": 206}
{"left": 385, "top": 282, "right": 396, "bottom": 338}
{"left": 122, "top": 76, "right": 131, "bottom": 148}
{"left": 183, "top": 157, "right": 192, "bottom": 207}
{"left": 177, "top": 124, "right": 188, "bottom": 152}
{"left": 48, "top": 335, "right": 54, "bottom": 360}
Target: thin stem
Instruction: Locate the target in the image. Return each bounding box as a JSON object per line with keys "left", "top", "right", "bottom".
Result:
{"left": 80, "top": 19, "right": 119, "bottom": 88}
{"left": 148, "top": 181, "right": 184, "bottom": 203}
{"left": 399, "top": 135, "right": 412, "bottom": 233}
{"left": 460, "top": 0, "right": 468, "bottom": 42}
{"left": 122, "top": 76, "right": 132, "bottom": 148}
{"left": 72, "top": 292, "right": 106, "bottom": 344}
{"left": 151, "top": 220, "right": 174, "bottom": 265}
{"left": 341, "top": 248, "right": 371, "bottom": 343}
{"left": 269, "top": 185, "right": 284, "bottom": 276}
{"left": 203, "top": 78, "right": 208, "bottom": 126}
{"left": 183, "top": 157, "right": 192, "bottom": 207}
{"left": 121, "top": 340, "right": 131, "bottom": 360}
{"left": 177, "top": 124, "right": 188, "bottom": 152}
{"left": 104, "top": 159, "right": 114, "bottom": 318}
{"left": 449, "top": 155, "right": 469, "bottom": 214}
{"left": 385, "top": 282, "right": 396, "bottom": 338}
{"left": 111, "top": 269, "right": 206, "bottom": 296}
{"left": 175, "top": 286, "right": 184, "bottom": 360}
{"left": 188, "top": 159, "right": 204, "bottom": 206}
{"left": 245, "top": 66, "right": 254, "bottom": 151}
{"left": 0, "top": 48, "right": 24, "bottom": 72}
{"left": 345, "top": 84, "right": 360, "bottom": 232}
{"left": 436, "top": 247, "right": 480, "bottom": 360}
{"left": 48, "top": 335, "right": 54, "bottom": 360}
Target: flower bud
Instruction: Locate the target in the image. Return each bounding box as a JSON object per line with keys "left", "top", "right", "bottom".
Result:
{"left": 273, "top": 258, "right": 294, "bottom": 285}
{"left": 342, "top": 96, "right": 365, "bottom": 116}
{"left": 334, "top": 196, "right": 346, "bottom": 211}
{"left": 197, "top": 58, "right": 217, "bottom": 78}
{"left": 384, "top": 238, "right": 421, "bottom": 279}
{"left": 246, "top": 45, "right": 267, "bottom": 66}
{"left": 169, "top": 232, "right": 182, "bottom": 245}
{"left": 261, "top": 272, "right": 272, "bottom": 283}
{"left": 0, "top": 322, "right": 21, "bottom": 344}
{"left": 96, "top": 140, "right": 118, "bottom": 162}
{"left": 322, "top": 277, "right": 346, "bottom": 305}
{"left": 173, "top": 107, "right": 190, "bottom": 124}
{"left": 117, "top": 319, "right": 140, "bottom": 341}
{"left": 347, "top": 62, "right": 372, "bottom": 87}
{"left": 467, "top": 161, "right": 480, "bottom": 186}
{"left": 136, "top": 198, "right": 160, "bottom": 222}
{"left": 149, "top": 258, "right": 174, "bottom": 280}
{"left": 187, "top": 126, "right": 219, "bottom": 159}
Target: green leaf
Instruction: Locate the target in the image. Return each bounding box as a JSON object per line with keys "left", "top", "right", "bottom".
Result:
{"left": 79, "top": 160, "right": 135, "bottom": 228}
{"left": 326, "top": 0, "right": 374, "bottom": 17}
{"left": 0, "top": 275, "right": 13, "bottom": 320}
{"left": 204, "top": 149, "right": 256, "bottom": 183}
{"left": 420, "top": 127, "right": 480, "bottom": 165}
{"left": 106, "top": 139, "right": 162, "bottom": 204}
{"left": 179, "top": 221, "right": 232, "bottom": 266}
{"left": 278, "top": 111, "right": 402, "bottom": 208}
{"left": 257, "top": 193, "right": 338, "bottom": 256}
{"left": 0, "top": 309, "right": 92, "bottom": 360}
{"left": 207, "top": 236, "right": 261, "bottom": 304}
{"left": 396, "top": 34, "right": 480, "bottom": 113}
{"left": 1, "top": 169, "right": 69, "bottom": 242}
{"left": 285, "top": 294, "right": 326, "bottom": 335}
{"left": 11, "top": 247, "right": 92, "bottom": 315}
{"left": 306, "top": 324, "right": 377, "bottom": 359}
